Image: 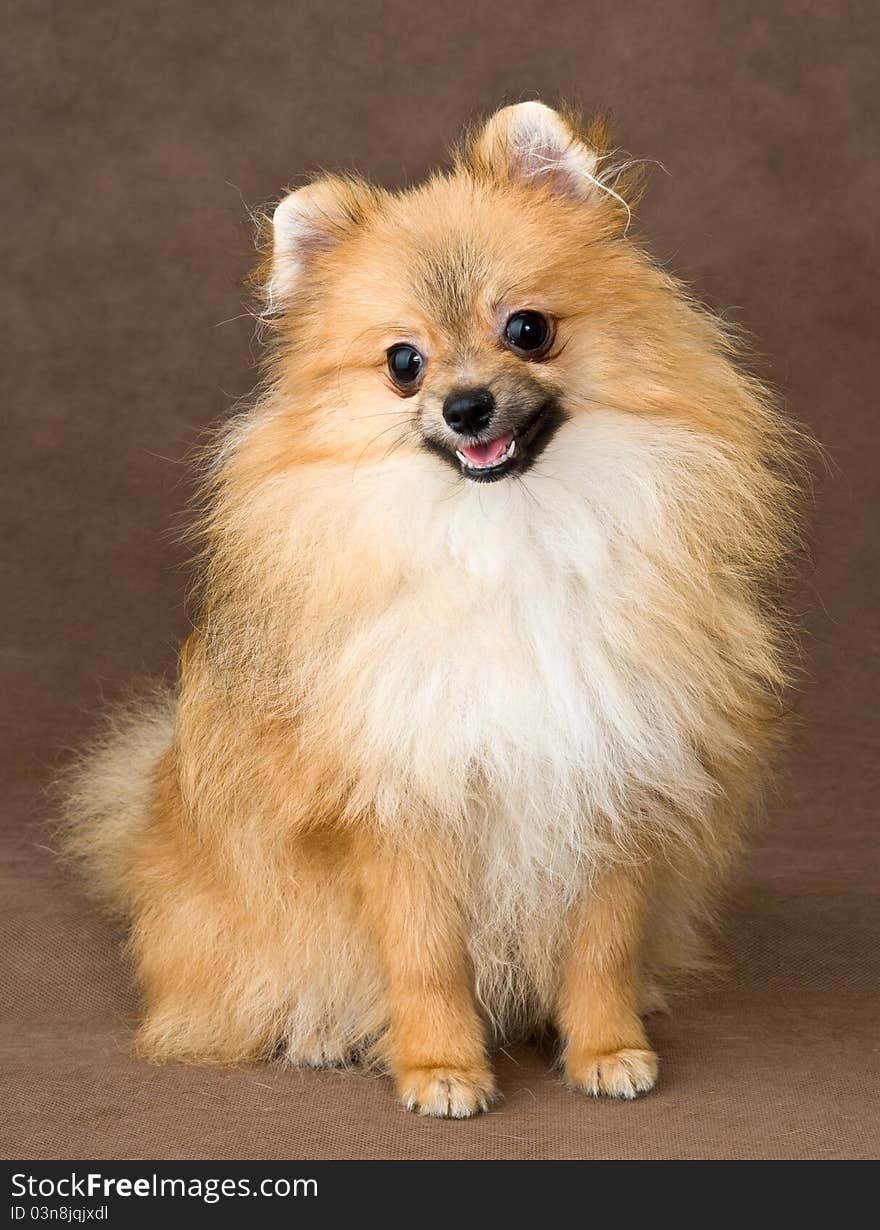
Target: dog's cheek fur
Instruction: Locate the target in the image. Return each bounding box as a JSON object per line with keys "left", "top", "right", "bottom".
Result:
{"left": 57, "top": 110, "right": 802, "bottom": 1096}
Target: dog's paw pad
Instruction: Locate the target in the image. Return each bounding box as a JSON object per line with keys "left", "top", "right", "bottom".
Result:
{"left": 567, "top": 1047, "right": 658, "bottom": 1099}
{"left": 397, "top": 1066, "right": 495, "bottom": 1118}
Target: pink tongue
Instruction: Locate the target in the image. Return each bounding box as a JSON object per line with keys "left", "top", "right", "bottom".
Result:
{"left": 460, "top": 431, "right": 513, "bottom": 468}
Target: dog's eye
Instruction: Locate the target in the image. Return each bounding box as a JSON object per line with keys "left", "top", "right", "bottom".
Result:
{"left": 387, "top": 344, "right": 424, "bottom": 391}
{"left": 503, "top": 311, "right": 551, "bottom": 356}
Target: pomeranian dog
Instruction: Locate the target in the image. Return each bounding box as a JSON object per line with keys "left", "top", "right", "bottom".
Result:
{"left": 60, "top": 102, "right": 800, "bottom": 1117}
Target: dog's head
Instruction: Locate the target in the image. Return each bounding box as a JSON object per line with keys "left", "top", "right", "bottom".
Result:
{"left": 257, "top": 103, "right": 689, "bottom": 482}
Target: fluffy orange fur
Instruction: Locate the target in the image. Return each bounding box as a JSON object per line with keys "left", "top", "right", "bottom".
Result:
{"left": 59, "top": 103, "right": 801, "bottom": 1116}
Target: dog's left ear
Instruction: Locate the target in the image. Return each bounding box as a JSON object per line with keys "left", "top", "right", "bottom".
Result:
{"left": 465, "top": 102, "right": 608, "bottom": 204}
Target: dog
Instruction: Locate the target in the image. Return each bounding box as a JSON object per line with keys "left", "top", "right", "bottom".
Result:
{"left": 60, "top": 102, "right": 800, "bottom": 1117}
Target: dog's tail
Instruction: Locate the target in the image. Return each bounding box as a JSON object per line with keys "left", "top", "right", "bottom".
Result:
{"left": 54, "top": 684, "right": 176, "bottom": 915}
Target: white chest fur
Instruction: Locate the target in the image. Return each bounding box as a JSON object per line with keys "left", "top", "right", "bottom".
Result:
{"left": 330, "top": 412, "right": 715, "bottom": 836}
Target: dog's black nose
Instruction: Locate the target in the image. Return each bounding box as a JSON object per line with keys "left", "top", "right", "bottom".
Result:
{"left": 442, "top": 387, "right": 495, "bottom": 436}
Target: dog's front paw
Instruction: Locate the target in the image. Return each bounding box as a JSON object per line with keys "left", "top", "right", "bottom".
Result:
{"left": 565, "top": 1047, "right": 658, "bottom": 1099}
{"left": 396, "top": 1065, "right": 496, "bottom": 1118}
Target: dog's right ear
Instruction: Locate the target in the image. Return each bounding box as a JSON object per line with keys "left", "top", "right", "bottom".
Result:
{"left": 266, "top": 176, "right": 373, "bottom": 312}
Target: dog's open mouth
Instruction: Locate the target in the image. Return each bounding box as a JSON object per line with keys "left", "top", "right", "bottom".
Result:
{"left": 455, "top": 431, "right": 516, "bottom": 475}
{"left": 452, "top": 403, "right": 562, "bottom": 482}
{"left": 421, "top": 399, "right": 566, "bottom": 482}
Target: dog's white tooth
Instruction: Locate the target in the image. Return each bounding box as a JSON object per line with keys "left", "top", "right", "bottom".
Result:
{"left": 456, "top": 451, "right": 469, "bottom": 465}
{"left": 507, "top": 439, "right": 516, "bottom": 457}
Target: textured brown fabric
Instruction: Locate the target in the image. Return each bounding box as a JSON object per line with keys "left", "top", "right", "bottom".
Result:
{"left": 3, "top": 0, "right": 878, "bottom": 1160}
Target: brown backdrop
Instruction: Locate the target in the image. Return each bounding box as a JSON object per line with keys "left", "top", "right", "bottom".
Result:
{"left": 3, "top": 0, "right": 878, "bottom": 1160}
